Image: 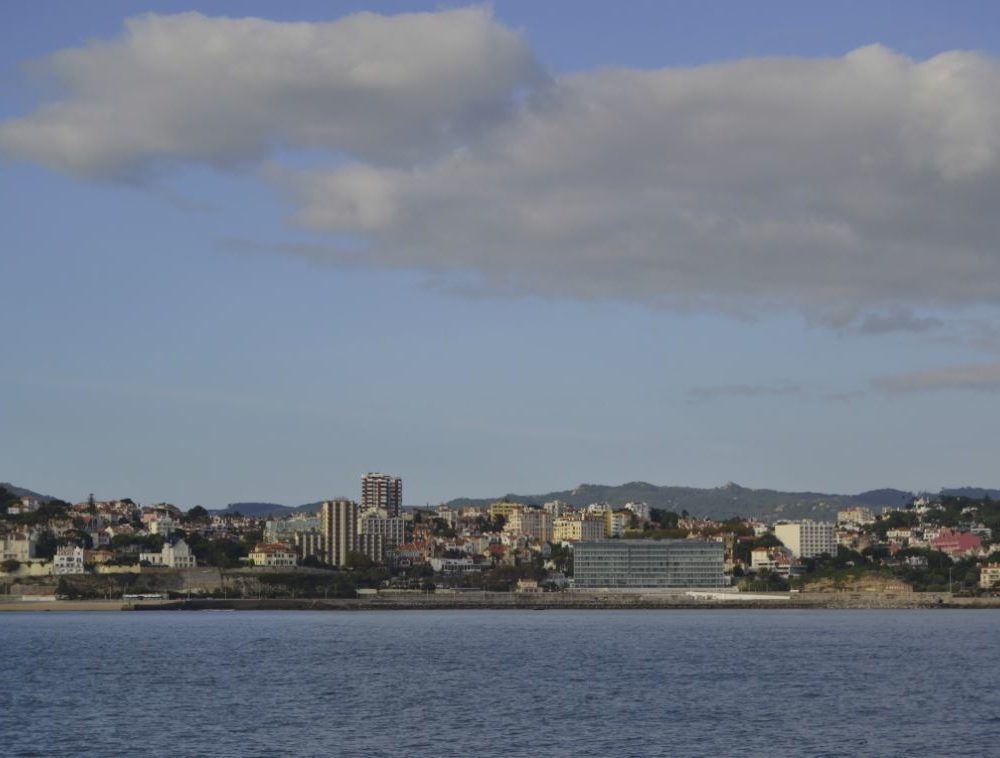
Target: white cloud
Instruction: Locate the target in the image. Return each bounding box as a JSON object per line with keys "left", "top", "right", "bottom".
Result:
{"left": 4, "top": 11, "right": 1000, "bottom": 319}
{"left": 288, "top": 45, "right": 1000, "bottom": 314}
{"left": 874, "top": 363, "right": 1000, "bottom": 393}
{"left": 0, "top": 8, "right": 539, "bottom": 180}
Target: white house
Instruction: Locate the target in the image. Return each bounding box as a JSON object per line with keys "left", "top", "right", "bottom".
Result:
{"left": 54, "top": 545, "right": 85, "bottom": 574}
{"left": 140, "top": 539, "right": 197, "bottom": 569}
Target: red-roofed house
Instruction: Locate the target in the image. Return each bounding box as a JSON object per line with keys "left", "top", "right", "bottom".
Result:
{"left": 931, "top": 529, "right": 982, "bottom": 557}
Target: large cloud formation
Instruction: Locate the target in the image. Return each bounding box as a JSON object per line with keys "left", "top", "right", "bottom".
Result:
{"left": 3, "top": 9, "right": 1000, "bottom": 320}
{"left": 0, "top": 8, "right": 540, "bottom": 179}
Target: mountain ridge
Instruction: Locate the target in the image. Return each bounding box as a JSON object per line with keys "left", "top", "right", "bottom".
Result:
{"left": 4, "top": 480, "right": 997, "bottom": 521}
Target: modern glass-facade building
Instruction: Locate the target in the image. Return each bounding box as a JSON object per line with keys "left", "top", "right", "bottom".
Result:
{"left": 573, "top": 540, "right": 726, "bottom": 588}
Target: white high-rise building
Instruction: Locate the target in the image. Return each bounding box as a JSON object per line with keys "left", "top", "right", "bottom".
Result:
{"left": 774, "top": 521, "right": 836, "bottom": 559}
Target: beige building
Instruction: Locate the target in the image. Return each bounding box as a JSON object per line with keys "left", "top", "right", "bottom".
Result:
{"left": 358, "top": 532, "right": 385, "bottom": 564}
{"left": 249, "top": 543, "right": 297, "bottom": 568}
{"left": 293, "top": 530, "right": 324, "bottom": 562}
{"left": 505, "top": 509, "right": 552, "bottom": 542}
{"left": 553, "top": 515, "right": 604, "bottom": 542}
{"left": 980, "top": 564, "right": 1000, "bottom": 589}
{"left": 837, "top": 507, "right": 876, "bottom": 525}
{"left": 321, "top": 498, "right": 358, "bottom": 568}
{"left": 774, "top": 521, "right": 837, "bottom": 559}
{"left": 604, "top": 511, "right": 626, "bottom": 538}
{"left": 489, "top": 501, "right": 524, "bottom": 521}
{"left": 1, "top": 533, "right": 36, "bottom": 562}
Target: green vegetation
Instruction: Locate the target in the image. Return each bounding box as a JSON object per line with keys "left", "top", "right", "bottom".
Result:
{"left": 182, "top": 534, "right": 250, "bottom": 568}
{"left": 0, "top": 496, "right": 73, "bottom": 527}
{"left": 34, "top": 530, "right": 59, "bottom": 560}
{"left": 182, "top": 505, "right": 211, "bottom": 524}
{"left": 790, "top": 548, "right": 984, "bottom": 593}
{"left": 0, "top": 486, "right": 18, "bottom": 514}
{"left": 112, "top": 533, "right": 165, "bottom": 552}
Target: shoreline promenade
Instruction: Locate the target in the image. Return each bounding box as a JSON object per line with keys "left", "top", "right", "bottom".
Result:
{"left": 4, "top": 592, "right": 1000, "bottom": 612}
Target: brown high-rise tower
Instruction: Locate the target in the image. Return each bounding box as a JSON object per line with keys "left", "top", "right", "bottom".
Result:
{"left": 361, "top": 473, "right": 402, "bottom": 518}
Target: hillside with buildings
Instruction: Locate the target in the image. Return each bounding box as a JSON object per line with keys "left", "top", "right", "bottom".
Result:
{"left": 447, "top": 481, "right": 906, "bottom": 521}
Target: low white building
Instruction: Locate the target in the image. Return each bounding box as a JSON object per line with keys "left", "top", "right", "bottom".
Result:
{"left": 429, "top": 557, "right": 478, "bottom": 573}
{"left": 624, "top": 501, "right": 651, "bottom": 523}
{"left": 248, "top": 543, "right": 297, "bottom": 568}
{"left": 140, "top": 539, "right": 197, "bottom": 569}
{"left": 54, "top": 545, "right": 85, "bottom": 574}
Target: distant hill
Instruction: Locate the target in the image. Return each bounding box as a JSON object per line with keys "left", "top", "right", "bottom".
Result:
{"left": 211, "top": 501, "right": 323, "bottom": 518}
{"left": 940, "top": 487, "right": 1000, "bottom": 500}
{"left": 852, "top": 489, "right": 914, "bottom": 508}
{"left": 0, "top": 482, "right": 60, "bottom": 503}
{"left": 447, "top": 481, "right": 899, "bottom": 521}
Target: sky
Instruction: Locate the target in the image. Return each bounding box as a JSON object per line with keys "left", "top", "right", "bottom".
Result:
{"left": 2, "top": 1, "right": 1000, "bottom": 508}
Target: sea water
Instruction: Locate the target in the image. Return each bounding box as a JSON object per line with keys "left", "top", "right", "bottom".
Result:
{"left": 1, "top": 609, "right": 998, "bottom": 757}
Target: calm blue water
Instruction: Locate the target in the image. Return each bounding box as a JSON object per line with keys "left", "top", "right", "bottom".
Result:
{"left": 1, "top": 610, "right": 999, "bottom": 757}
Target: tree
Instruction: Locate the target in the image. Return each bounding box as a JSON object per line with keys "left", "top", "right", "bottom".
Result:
{"left": 755, "top": 533, "right": 785, "bottom": 550}
{"left": 1, "top": 559, "right": 20, "bottom": 573}
{"left": 345, "top": 552, "right": 374, "bottom": 571}
{"left": 35, "top": 530, "right": 59, "bottom": 560}
{"left": 650, "top": 509, "right": 679, "bottom": 529}
{"left": 0, "top": 486, "right": 18, "bottom": 514}
{"left": 59, "top": 529, "right": 94, "bottom": 549}
{"left": 184, "top": 505, "right": 211, "bottom": 524}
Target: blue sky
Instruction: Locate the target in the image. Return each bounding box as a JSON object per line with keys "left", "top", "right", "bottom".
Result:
{"left": 2, "top": 2, "right": 999, "bottom": 507}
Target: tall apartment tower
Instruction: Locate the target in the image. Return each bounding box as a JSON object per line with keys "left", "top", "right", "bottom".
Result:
{"left": 320, "top": 498, "right": 358, "bottom": 568}
{"left": 361, "top": 473, "right": 402, "bottom": 518}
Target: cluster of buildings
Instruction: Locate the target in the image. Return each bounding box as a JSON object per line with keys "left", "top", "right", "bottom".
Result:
{"left": 5, "top": 479, "right": 1000, "bottom": 592}
{"left": 0, "top": 495, "right": 257, "bottom": 575}
{"left": 253, "top": 473, "right": 405, "bottom": 568}
{"left": 743, "top": 501, "right": 999, "bottom": 587}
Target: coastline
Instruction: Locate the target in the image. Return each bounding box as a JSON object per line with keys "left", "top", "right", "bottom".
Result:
{"left": 3, "top": 593, "right": 1000, "bottom": 612}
